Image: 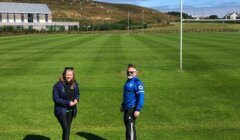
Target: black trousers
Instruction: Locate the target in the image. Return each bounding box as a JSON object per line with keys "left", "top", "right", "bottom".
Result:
{"left": 57, "top": 111, "right": 74, "bottom": 140}
{"left": 124, "top": 108, "right": 137, "bottom": 140}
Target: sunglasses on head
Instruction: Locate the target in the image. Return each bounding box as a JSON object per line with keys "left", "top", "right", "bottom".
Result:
{"left": 127, "top": 71, "right": 135, "bottom": 74}
{"left": 65, "top": 67, "right": 74, "bottom": 70}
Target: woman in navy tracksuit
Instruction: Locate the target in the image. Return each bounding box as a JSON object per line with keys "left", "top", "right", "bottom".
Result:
{"left": 53, "top": 67, "right": 80, "bottom": 140}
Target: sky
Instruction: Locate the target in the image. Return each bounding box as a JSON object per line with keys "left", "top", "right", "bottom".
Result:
{"left": 95, "top": 0, "right": 240, "bottom": 17}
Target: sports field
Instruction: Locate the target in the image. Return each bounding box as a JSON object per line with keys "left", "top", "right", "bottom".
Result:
{"left": 0, "top": 33, "right": 239, "bottom": 139}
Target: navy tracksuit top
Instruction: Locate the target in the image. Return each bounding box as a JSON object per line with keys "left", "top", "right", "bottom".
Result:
{"left": 122, "top": 77, "right": 144, "bottom": 111}
{"left": 53, "top": 81, "right": 80, "bottom": 117}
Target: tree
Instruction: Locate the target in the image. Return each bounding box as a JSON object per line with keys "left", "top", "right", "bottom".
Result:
{"left": 167, "top": 11, "right": 194, "bottom": 19}
{"left": 209, "top": 15, "right": 219, "bottom": 19}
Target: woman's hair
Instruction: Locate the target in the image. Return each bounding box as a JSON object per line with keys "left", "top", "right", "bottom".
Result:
{"left": 59, "top": 67, "right": 77, "bottom": 88}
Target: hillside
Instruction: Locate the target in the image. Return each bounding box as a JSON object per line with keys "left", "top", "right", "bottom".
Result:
{"left": 0, "top": 0, "right": 177, "bottom": 24}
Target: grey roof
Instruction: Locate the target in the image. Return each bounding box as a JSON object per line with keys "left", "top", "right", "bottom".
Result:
{"left": 0, "top": 2, "right": 51, "bottom": 14}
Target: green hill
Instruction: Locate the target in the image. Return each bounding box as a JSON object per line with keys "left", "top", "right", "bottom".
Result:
{"left": 0, "top": 0, "right": 177, "bottom": 24}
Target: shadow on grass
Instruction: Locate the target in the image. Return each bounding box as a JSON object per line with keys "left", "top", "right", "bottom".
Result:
{"left": 23, "top": 134, "right": 50, "bottom": 140}
{"left": 76, "top": 132, "right": 107, "bottom": 140}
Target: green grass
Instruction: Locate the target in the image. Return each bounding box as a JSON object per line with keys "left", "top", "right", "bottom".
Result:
{"left": 0, "top": 32, "right": 239, "bottom": 139}
{"left": 148, "top": 23, "right": 240, "bottom": 31}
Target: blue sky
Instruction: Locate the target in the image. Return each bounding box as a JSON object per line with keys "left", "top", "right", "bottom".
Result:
{"left": 95, "top": 0, "right": 240, "bottom": 17}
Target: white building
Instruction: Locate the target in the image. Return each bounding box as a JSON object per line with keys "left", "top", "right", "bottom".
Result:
{"left": 224, "top": 12, "right": 239, "bottom": 20}
{"left": 0, "top": 2, "right": 79, "bottom": 31}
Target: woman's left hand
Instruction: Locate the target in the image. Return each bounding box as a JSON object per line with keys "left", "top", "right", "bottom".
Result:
{"left": 74, "top": 99, "right": 78, "bottom": 104}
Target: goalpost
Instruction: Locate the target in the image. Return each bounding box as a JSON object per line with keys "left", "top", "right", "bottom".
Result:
{"left": 180, "top": 0, "right": 183, "bottom": 71}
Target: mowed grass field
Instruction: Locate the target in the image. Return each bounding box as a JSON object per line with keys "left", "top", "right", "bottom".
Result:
{"left": 0, "top": 32, "right": 239, "bottom": 140}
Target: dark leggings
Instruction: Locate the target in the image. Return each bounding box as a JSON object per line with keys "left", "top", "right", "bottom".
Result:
{"left": 124, "top": 108, "right": 137, "bottom": 140}
{"left": 57, "top": 111, "right": 74, "bottom": 140}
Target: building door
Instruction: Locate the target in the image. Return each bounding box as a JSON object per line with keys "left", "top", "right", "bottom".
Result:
{"left": 28, "top": 14, "right": 33, "bottom": 22}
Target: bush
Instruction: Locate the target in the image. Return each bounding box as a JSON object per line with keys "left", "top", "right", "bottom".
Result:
{"left": 1, "top": 26, "right": 14, "bottom": 31}
{"left": 79, "top": 19, "right": 148, "bottom": 31}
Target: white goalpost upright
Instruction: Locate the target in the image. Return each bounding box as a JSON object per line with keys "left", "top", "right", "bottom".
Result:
{"left": 180, "top": 0, "right": 183, "bottom": 71}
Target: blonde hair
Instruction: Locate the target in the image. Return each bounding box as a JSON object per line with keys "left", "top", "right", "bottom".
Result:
{"left": 59, "top": 69, "right": 77, "bottom": 89}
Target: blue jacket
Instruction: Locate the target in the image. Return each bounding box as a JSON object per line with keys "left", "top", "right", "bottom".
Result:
{"left": 52, "top": 81, "right": 80, "bottom": 118}
{"left": 122, "top": 77, "right": 144, "bottom": 111}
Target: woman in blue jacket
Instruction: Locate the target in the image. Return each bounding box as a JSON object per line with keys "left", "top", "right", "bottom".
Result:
{"left": 53, "top": 67, "right": 80, "bottom": 140}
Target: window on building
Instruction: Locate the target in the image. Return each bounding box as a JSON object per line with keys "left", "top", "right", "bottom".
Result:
{"left": 7, "top": 13, "right": 9, "bottom": 22}
{"left": 0, "top": 13, "right": 2, "bottom": 22}
{"left": 21, "top": 13, "right": 24, "bottom": 22}
{"left": 28, "top": 14, "right": 33, "bottom": 23}
{"left": 29, "top": 26, "right": 33, "bottom": 30}
{"left": 36, "top": 14, "right": 40, "bottom": 22}
{"left": 14, "top": 13, "right": 16, "bottom": 22}
{"left": 45, "top": 14, "right": 48, "bottom": 22}
{"left": 16, "top": 26, "right": 23, "bottom": 31}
